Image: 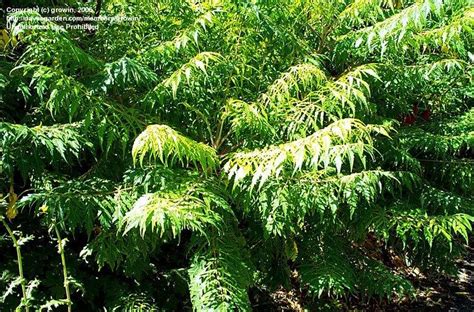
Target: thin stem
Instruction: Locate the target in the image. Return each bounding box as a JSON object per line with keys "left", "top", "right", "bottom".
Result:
{"left": 182, "top": 102, "right": 215, "bottom": 146}
{"left": 53, "top": 225, "right": 72, "bottom": 312}
{"left": 419, "top": 158, "right": 474, "bottom": 164}
{"left": 95, "top": 0, "right": 102, "bottom": 17}
{"left": 214, "top": 114, "right": 226, "bottom": 150}
{"left": 1, "top": 218, "right": 29, "bottom": 312}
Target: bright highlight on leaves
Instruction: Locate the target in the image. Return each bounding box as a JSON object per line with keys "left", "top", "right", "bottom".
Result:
{"left": 132, "top": 125, "right": 219, "bottom": 171}
{"left": 224, "top": 119, "right": 385, "bottom": 187}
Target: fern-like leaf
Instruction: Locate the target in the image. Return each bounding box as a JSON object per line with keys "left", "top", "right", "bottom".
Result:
{"left": 188, "top": 231, "right": 253, "bottom": 311}
{"left": 132, "top": 124, "right": 218, "bottom": 171}
{"left": 224, "top": 119, "right": 386, "bottom": 187}
{"left": 123, "top": 177, "right": 230, "bottom": 238}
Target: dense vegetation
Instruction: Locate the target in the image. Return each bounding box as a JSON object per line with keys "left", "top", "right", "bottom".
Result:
{"left": 1, "top": 0, "right": 473, "bottom": 310}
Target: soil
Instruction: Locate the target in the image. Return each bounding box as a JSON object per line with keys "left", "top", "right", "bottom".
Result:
{"left": 386, "top": 244, "right": 474, "bottom": 312}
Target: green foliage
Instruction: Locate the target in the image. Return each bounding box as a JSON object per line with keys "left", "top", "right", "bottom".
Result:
{"left": 1, "top": 0, "right": 473, "bottom": 310}
{"left": 224, "top": 119, "right": 386, "bottom": 188}
{"left": 0, "top": 122, "right": 92, "bottom": 176}
{"left": 298, "top": 233, "right": 414, "bottom": 299}
{"left": 123, "top": 175, "right": 231, "bottom": 238}
{"left": 98, "top": 57, "right": 158, "bottom": 93}
{"left": 356, "top": 257, "right": 414, "bottom": 298}
{"left": 18, "top": 177, "right": 120, "bottom": 234}
{"left": 374, "top": 197, "right": 474, "bottom": 247}
{"left": 299, "top": 235, "right": 357, "bottom": 298}
{"left": 188, "top": 230, "right": 253, "bottom": 311}
{"left": 132, "top": 124, "right": 219, "bottom": 171}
